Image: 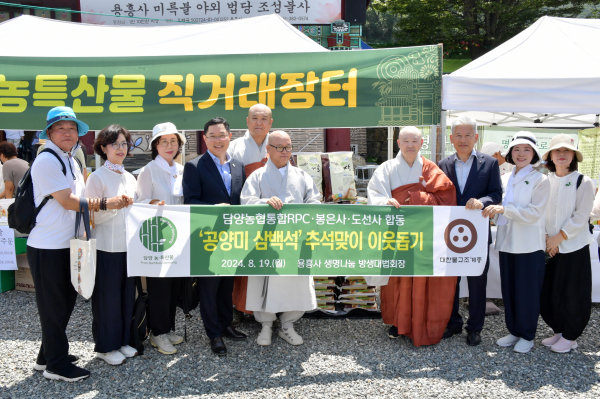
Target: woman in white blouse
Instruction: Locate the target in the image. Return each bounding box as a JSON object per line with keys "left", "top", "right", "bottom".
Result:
{"left": 483, "top": 131, "right": 550, "bottom": 354}
{"left": 135, "top": 122, "right": 186, "bottom": 356}
{"left": 539, "top": 135, "right": 595, "bottom": 353}
{"left": 84, "top": 125, "right": 137, "bottom": 365}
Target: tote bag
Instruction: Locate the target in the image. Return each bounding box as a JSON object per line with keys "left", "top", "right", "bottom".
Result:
{"left": 70, "top": 197, "right": 96, "bottom": 299}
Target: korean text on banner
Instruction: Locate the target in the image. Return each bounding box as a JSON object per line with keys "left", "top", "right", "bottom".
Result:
{"left": 125, "top": 204, "right": 488, "bottom": 277}
{"left": 0, "top": 46, "right": 442, "bottom": 130}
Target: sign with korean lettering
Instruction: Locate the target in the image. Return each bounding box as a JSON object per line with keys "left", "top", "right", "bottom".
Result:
{"left": 125, "top": 203, "right": 489, "bottom": 277}
{"left": 0, "top": 226, "right": 17, "bottom": 271}
{"left": 80, "top": 0, "right": 341, "bottom": 25}
{"left": 0, "top": 45, "right": 442, "bottom": 130}
{"left": 577, "top": 127, "right": 600, "bottom": 179}
{"left": 480, "top": 126, "right": 579, "bottom": 157}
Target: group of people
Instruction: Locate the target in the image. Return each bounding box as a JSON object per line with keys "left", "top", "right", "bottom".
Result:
{"left": 19, "top": 105, "right": 600, "bottom": 384}
{"left": 368, "top": 116, "right": 600, "bottom": 356}
{"left": 24, "top": 104, "right": 321, "bottom": 382}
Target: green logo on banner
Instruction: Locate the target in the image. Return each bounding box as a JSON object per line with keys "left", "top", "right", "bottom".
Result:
{"left": 139, "top": 216, "right": 177, "bottom": 252}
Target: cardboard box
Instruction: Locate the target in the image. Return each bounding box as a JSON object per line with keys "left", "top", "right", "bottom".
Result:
{"left": 0, "top": 270, "right": 15, "bottom": 293}
{"left": 15, "top": 266, "right": 34, "bottom": 292}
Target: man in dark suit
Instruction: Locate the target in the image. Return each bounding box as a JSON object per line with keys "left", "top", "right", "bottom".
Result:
{"left": 438, "top": 116, "right": 503, "bottom": 346}
{"left": 183, "top": 117, "right": 247, "bottom": 356}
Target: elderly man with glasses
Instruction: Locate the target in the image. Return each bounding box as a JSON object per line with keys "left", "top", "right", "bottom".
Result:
{"left": 182, "top": 117, "right": 248, "bottom": 356}
{"left": 240, "top": 130, "right": 320, "bottom": 347}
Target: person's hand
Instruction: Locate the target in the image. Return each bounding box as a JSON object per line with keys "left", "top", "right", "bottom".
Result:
{"left": 546, "top": 233, "right": 564, "bottom": 250}
{"left": 149, "top": 199, "right": 165, "bottom": 206}
{"left": 267, "top": 197, "right": 283, "bottom": 210}
{"left": 481, "top": 205, "right": 504, "bottom": 219}
{"left": 386, "top": 198, "right": 401, "bottom": 209}
{"left": 217, "top": 203, "right": 230, "bottom": 206}
{"left": 466, "top": 198, "right": 483, "bottom": 210}
{"left": 121, "top": 195, "right": 134, "bottom": 208}
{"left": 106, "top": 196, "right": 126, "bottom": 210}
{"left": 547, "top": 246, "right": 560, "bottom": 257}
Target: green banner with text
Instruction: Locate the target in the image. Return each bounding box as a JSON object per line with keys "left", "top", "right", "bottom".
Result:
{"left": 0, "top": 46, "right": 441, "bottom": 130}
{"left": 126, "top": 203, "right": 489, "bottom": 277}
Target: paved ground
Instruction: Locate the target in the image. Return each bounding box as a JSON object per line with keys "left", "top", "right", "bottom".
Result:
{"left": 1, "top": 290, "right": 600, "bottom": 398}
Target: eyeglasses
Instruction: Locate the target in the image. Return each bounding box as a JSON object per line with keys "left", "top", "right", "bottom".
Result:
{"left": 206, "top": 134, "right": 229, "bottom": 141}
{"left": 159, "top": 140, "right": 179, "bottom": 148}
{"left": 269, "top": 144, "right": 293, "bottom": 153}
{"left": 110, "top": 142, "right": 129, "bottom": 150}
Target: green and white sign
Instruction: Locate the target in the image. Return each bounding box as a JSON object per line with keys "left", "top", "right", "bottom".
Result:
{"left": 0, "top": 46, "right": 441, "bottom": 130}
{"left": 125, "top": 204, "right": 489, "bottom": 277}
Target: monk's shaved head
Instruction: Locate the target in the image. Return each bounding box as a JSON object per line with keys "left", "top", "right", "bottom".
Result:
{"left": 267, "top": 130, "right": 292, "bottom": 168}
{"left": 248, "top": 103, "right": 272, "bottom": 119}
{"left": 398, "top": 126, "right": 422, "bottom": 139}
{"left": 268, "top": 130, "right": 290, "bottom": 145}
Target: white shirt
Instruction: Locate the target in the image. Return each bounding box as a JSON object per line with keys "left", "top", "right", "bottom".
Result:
{"left": 494, "top": 168, "right": 550, "bottom": 254}
{"left": 135, "top": 159, "right": 184, "bottom": 206}
{"left": 453, "top": 149, "right": 476, "bottom": 193}
{"left": 28, "top": 140, "right": 85, "bottom": 249}
{"left": 4, "top": 130, "right": 24, "bottom": 140}
{"left": 545, "top": 172, "right": 595, "bottom": 253}
{"left": 84, "top": 167, "right": 137, "bottom": 252}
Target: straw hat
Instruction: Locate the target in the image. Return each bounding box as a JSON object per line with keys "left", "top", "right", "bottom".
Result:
{"left": 542, "top": 134, "right": 582, "bottom": 162}
{"left": 505, "top": 131, "right": 542, "bottom": 163}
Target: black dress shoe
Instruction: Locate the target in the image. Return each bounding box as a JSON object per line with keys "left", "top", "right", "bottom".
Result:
{"left": 388, "top": 325, "right": 400, "bottom": 339}
{"left": 210, "top": 337, "right": 227, "bottom": 356}
{"left": 442, "top": 325, "right": 463, "bottom": 339}
{"left": 466, "top": 331, "right": 482, "bottom": 346}
{"left": 223, "top": 326, "right": 247, "bottom": 341}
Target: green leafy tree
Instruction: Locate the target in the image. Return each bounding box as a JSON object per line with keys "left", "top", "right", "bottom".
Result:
{"left": 372, "top": 0, "right": 600, "bottom": 59}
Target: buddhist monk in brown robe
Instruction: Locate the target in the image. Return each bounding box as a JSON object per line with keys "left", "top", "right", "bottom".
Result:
{"left": 367, "top": 126, "right": 457, "bottom": 346}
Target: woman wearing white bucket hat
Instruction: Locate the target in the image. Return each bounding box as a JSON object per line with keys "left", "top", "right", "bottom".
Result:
{"left": 482, "top": 131, "right": 550, "bottom": 354}
{"left": 539, "top": 134, "right": 595, "bottom": 353}
{"left": 134, "top": 122, "right": 186, "bottom": 355}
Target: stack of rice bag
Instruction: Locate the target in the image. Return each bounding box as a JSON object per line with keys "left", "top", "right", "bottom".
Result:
{"left": 338, "top": 276, "right": 379, "bottom": 311}
{"left": 313, "top": 277, "right": 338, "bottom": 313}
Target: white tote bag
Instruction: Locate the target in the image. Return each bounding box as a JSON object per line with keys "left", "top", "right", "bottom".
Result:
{"left": 70, "top": 197, "right": 96, "bottom": 299}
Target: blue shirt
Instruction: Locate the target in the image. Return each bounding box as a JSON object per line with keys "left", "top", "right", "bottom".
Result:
{"left": 207, "top": 150, "right": 232, "bottom": 196}
{"left": 453, "top": 149, "right": 477, "bottom": 194}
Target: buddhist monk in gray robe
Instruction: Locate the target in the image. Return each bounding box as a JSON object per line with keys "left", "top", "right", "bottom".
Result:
{"left": 241, "top": 130, "right": 320, "bottom": 346}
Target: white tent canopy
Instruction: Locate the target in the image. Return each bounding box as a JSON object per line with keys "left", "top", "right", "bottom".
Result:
{"left": 0, "top": 14, "right": 327, "bottom": 57}
{"left": 446, "top": 110, "right": 599, "bottom": 128}
{"left": 442, "top": 16, "right": 600, "bottom": 126}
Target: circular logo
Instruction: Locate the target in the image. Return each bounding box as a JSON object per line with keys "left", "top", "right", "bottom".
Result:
{"left": 139, "top": 216, "right": 177, "bottom": 252}
{"left": 444, "top": 219, "right": 478, "bottom": 254}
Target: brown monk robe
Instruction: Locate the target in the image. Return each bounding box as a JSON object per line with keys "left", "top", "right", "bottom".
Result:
{"left": 227, "top": 104, "right": 273, "bottom": 314}
{"left": 368, "top": 151, "right": 457, "bottom": 346}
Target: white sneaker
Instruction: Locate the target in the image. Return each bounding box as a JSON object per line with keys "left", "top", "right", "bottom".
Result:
{"left": 278, "top": 327, "right": 304, "bottom": 346}
{"left": 550, "top": 337, "right": 578, "bottom": 353}
{"left": 118, "top": 345, "right": 138, "bottom": 358}
{"left": 96, "top": 350, "right": 126, "bottom": 365}
{"left": 496, "top": 334, "right": 520, "bottom": 347}
{"left": 542, "top": 333, "right": 562, "bottom": 347}
{"left": 513, "top": 338, "right": 534, "bottom": 353}
{"left": 150, "top": 332, "right": 177, "bottom": 355}
{"left": 167, "top": 332, "right": 183, "bottom": 345}
{"left": 256, "top": 325, "right": 272, "bottom": 346}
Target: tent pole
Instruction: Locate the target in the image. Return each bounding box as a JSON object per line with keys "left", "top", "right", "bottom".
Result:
{"left": 440, "top": 110, "right": 447, "bottom": 161}
{"left": 387, "top": 126, "right": 394, "bottom": 160}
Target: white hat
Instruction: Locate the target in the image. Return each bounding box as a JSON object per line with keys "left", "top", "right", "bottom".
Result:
{"left": 542, "top": 134, "right": 583, "bottom": 162}
{"left": 150, "top": 122, "right": 186, "bottom": 146}
{"left": 480, "top": 142, "right": 503, "bottom": 157}
{"left": 506, "top": 131, "right": 542, "bottom": 164}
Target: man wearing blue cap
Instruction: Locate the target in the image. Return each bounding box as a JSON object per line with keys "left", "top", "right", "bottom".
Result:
{"left": 27, "top": 107, "right": 129, "bottom": 381}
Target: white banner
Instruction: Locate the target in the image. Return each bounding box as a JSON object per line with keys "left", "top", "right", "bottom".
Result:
{"left": 0, "top": 226, "right": 17, "bottom": 271}
{"left": 81, "top": 0, "right": 341, "bottom": 25}
{"left": 481, "top": 126, "right": 579, "bottom": 156}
